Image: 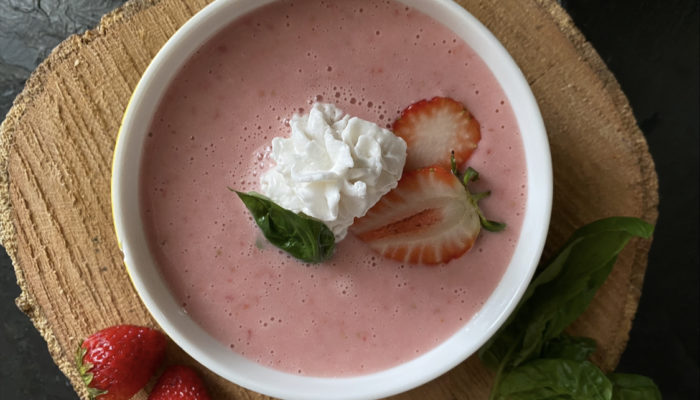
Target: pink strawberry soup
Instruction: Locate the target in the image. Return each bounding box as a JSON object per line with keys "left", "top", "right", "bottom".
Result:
{"left": 140, "top": 0, "right": 527, "bottom": 376}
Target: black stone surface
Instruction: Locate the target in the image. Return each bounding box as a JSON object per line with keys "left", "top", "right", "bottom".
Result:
{"left": 0, "top": 1, "right": 697, "bottom": 399}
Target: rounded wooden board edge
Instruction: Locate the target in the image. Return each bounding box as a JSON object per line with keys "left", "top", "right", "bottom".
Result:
{"left": 0, "top": 1, "right": 179, "bottom": 398}
{"left": 531, "top": 0, "right": 659, "bottom": 370}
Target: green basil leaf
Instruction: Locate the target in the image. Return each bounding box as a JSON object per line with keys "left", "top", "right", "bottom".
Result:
{"left": 480, "top": 217, "right": 654, "bottom": 369}
{"left": 609, "top": 373, "right": 662, "bottom": 400}
{"left": 234, "top": 191, "right": 335, "bottom": 263}
{"left": 495, "top": 359, "right": 613, "bottom": 400}
{"left": 542, "top": 336, "right": 597, "bottom": 362}
{"left": 479, "top": 241, "right": 581, "bottom": 370}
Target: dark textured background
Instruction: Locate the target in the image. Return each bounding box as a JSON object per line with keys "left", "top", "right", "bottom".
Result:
{"left": 1, "top": 0, "right": 697, "bottom": 398}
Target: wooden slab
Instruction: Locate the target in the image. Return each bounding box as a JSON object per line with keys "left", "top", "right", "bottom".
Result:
{"left": 0, "top": 0, "right": 658, "bottom": 398}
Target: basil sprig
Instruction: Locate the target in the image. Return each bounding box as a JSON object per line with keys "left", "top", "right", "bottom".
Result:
{"left": 234, "top": 191, "right": 335, "bottom": 263}
{"left": 479, "top": 217, "right": 660, "bottom": 400}
{"left": 609, "top": 373, "right": 663, "bottom": 400}
{"left": 496, "top": 358, "right": 613, "bottom": 399}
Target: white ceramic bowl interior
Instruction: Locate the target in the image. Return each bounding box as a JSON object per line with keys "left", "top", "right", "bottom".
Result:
{"left": 112, "top": 0, "right": 552, "bottom": 399}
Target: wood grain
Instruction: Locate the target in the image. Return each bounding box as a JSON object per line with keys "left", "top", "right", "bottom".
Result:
{"left": 0, "top": 0, "right": 658, "bottom": 399}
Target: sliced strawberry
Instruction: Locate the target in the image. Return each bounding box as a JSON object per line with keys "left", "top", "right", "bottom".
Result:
{"left": 351, "top": 165, "right": 481, "bottom": 265}
{"left": 393, "top": 96, "right": 480, "bottom": 171}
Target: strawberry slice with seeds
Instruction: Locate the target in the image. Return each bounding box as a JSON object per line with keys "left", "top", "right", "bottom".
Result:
{"left": 351, "top": 165, "right": 481, "bottom": 265}
{"left": 393, "top": 96, "right": 480, "bottom": 170}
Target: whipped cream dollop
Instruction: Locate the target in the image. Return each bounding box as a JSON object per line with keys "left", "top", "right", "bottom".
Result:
{"left": 260, "top": 102, "right": 407, "bottom": 240}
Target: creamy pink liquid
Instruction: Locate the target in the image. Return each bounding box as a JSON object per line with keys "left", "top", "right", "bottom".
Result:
{"left": 141, "top": 0, "right": 527, "bottom": 376}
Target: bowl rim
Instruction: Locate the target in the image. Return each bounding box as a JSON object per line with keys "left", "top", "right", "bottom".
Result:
{"left": 111, "top": 0, "right": 552, "bottom": 399}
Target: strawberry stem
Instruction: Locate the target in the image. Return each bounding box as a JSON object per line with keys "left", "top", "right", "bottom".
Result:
{"left": 472, "top": 191, "right": 491, "bottom": 202}
{"left": 450, "top": 153, "right": 506, "bottom": 232}
{"left": 464, "top": 166, "right": 479, "bottom": 184}
{"left": 76, "top": 344, "right": 107, "bottom": 400}
{"left": 480, "top": 216, "right": 507, "bottom": 232}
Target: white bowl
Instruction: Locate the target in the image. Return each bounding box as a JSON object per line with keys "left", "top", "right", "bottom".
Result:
{"left": 112, "top": 0, "right": 552, "bottom": 399}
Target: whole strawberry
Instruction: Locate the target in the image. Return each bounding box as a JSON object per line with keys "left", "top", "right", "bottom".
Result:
{"left": 76, "top": 325, "right": 167, "bottom": 400}
{"left": 149, "top": 365, "right": 211, "bottom": 400}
